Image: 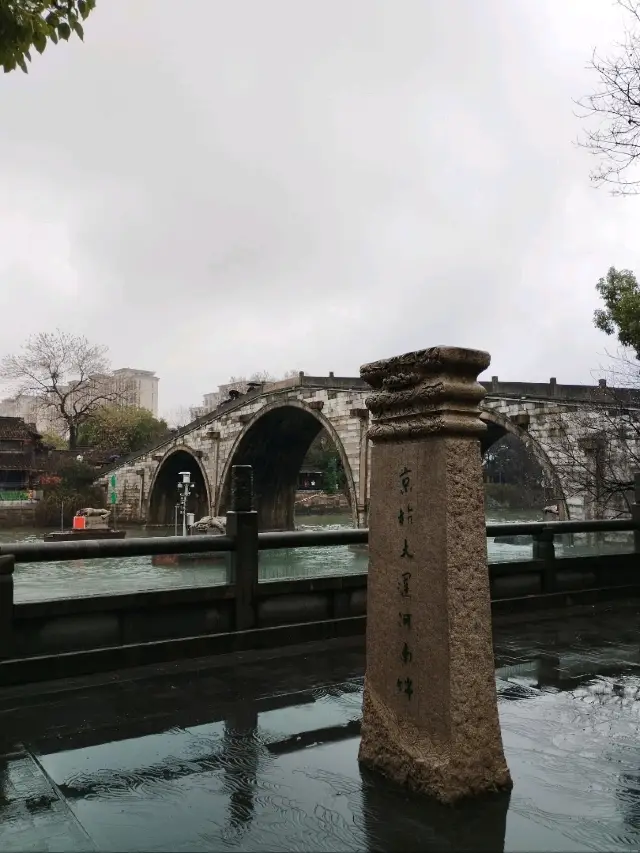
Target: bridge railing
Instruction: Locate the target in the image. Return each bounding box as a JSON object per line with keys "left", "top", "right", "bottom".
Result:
{"left": 1, "top": 517, "right": 636, "bottom": 564}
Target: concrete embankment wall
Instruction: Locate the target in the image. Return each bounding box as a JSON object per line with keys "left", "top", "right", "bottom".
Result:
{"left": 0, "top": 551, "right": 637, "bottom": 688}
{"left": 0, "top": 502, "right": 37, "bottom": 527}
{"left": 294, "top": 490, "right": 350, "bottom": 515}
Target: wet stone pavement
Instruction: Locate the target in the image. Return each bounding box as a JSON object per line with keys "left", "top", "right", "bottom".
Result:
{"left": 2, "top": 605, "right": 640, "bottom": 851}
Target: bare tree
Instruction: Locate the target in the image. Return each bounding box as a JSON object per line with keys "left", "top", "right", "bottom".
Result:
{"left": 228, "top": 369, "right": 301, "bottom": 389}
{"left": 211, "top": 370, "right": 301, "bottom": 405}
{"left": 545, "top": 355, "right": 640, "bottom": 517}
{"left": 188, "top": 370, "right": 303, "bottom": 420}
{"left": 0, "top": 330, "right": 124, "bottom": 449}
{"left": 165, "top": 406, "right": 194, "bottom": 430}
{"left": 577, "top": 0, "right": 640, "bottom": 194}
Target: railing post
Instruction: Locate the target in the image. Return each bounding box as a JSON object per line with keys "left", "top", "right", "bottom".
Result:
{"left": 532, "top": 530, "right": 555, "bottom": 594}
{"left": 633, "top": 473, "right": 640, "bottom": 553}
{"left": 0, "top": 555, "right": 14, "bottom": 659}
{"left": 226, "top": 465, "right": 259, "bottom": 631}
{"left": 532, "top": 530, "right": 555, "bottom": 561}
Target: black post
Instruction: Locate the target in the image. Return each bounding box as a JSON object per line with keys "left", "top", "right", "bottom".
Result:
{"left": 633, "top": 473, "right": 640, "bottom": 553}
{"left": 226, "top": 465, "right": 259, "bottom": 631}
{"left": 532, "top": 529, "right": 555, "bottom": 561}
{"left": 0, "top": 555, "right": 14, "bottom": 659}
{"left": 532, "top": 529, "right": 555, "bottom": 594}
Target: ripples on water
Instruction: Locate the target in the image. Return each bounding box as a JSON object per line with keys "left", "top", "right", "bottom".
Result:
{"left": 16, "top": 670, "right": 640, "bottom": 852}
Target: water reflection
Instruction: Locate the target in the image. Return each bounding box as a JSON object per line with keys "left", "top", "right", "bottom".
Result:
{"left": 360, "top": 769, "right": 510, "bottom": 852}
{"left": 2, "top": 608, "right": 640, "bottom": 850}
{"left": 222, "top": 705, "right": 259, "bottom": 837}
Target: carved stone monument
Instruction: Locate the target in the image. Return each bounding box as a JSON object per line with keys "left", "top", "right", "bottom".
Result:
{"left": 358, "top": 346, "right": 512, "bottom": 803}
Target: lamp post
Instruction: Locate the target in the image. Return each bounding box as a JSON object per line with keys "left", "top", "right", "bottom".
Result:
{"left": 177, "top": 471, "right": 194, "bottom": 537}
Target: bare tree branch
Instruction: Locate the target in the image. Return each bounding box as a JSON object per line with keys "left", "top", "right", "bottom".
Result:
{"left": 577, "top": 0, "right": 640, "bottom": 194}
{"left": 0, "top": 330, "right": 129, "bottom": 449}
{"left": 545, "top": 352, "right": 640, "bottom": 517}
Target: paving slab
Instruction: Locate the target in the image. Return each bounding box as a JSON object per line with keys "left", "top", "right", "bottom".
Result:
{"left": 1, "top": 604, "right": 640, "bottom": 851}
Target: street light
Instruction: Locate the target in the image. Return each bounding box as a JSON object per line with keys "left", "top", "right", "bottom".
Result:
{"left": 177, "top": 471, "right": 195, "bottom": 537}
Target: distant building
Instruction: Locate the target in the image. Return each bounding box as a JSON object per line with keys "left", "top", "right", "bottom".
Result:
{"left": 0, "top": 367, "right": 159, "bottom": 437}
{"left": 110, "top": 368, "right": 159, "bottom": 416}
{"left": 298, "top": 467, "right": 324, "bottom": 491}
{"left": 0, "top": 396, "right": 60, "bottom": 435}
{"left": 190, "top": 380, "right": 271, "bottom": 421}
{"left": 0, "top": 417, "right": 46, "bottom": 497}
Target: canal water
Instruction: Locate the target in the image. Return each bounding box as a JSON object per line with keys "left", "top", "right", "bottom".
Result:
{"left": 0, "top": 509, "right": 545, "bottom": 604}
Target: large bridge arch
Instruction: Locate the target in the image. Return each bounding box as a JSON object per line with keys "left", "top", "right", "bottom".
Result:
{"left": 480, "top": 408, "right": 570, "bottom": 519}
{"left": 217, "top": 400, "right": 358, "bottom": 530}
{"left": 147, "top": 446, "right": 211, "bottom": 526}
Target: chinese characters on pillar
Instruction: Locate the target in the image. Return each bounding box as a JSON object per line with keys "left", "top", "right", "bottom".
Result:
{"left": 396, "top": 466, "right": 415, "bottom": 701}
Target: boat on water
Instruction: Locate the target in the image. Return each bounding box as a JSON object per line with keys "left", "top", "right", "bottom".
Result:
{"left": 43, "top": 507, "right": 126, "bottom": 542}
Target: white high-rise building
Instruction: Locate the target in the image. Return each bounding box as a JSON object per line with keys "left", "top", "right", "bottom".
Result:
{"left": 110, "top": 368, "right": 159, "bottom": 416}
{"left": 0, "top": 367, "right": 159, "bottom": 436}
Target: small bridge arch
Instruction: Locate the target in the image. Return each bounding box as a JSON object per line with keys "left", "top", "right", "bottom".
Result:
{"left": 217, "top": 399, "right": 358, "bottom": 530}
{"left": 147, "top": 445, "right": 212, "bottom": 526}
{"left": 480, "top": 408, "right": 569, "bottom": 519}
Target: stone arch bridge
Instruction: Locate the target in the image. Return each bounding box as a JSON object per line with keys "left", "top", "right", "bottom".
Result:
{"left": 97, "top": 373, "right": 639, "bottom": 529}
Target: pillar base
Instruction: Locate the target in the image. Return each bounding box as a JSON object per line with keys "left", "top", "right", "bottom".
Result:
{"left": 358, "top": 683, "right": 512, "bottom": 805}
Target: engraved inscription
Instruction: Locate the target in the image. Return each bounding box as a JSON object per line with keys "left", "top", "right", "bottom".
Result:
{"left": 399, "top": 467, "right": 412, "bottom": 494}
{"left": 396, "top": 677, "right": 414, "bottom": 699}
{"left": 400, "top": 538, "right": 414, "bottom": 559}
{"left": 397, "top": 571, "right": 411, "bottom": 597}
{"left": 396, "top": 464, "right": 416, "bottom": 699}
{"left": 398, "top": 612, "right": 412, "bottom": 628}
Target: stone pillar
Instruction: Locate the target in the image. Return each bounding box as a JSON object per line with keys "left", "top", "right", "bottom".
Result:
{"left": 358, "top": 346, "right": 511, "bottom": 803}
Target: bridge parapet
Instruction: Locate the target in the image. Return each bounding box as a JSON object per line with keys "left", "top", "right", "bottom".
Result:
{"left": 483, "top": 376, "right": 640, "bottom": 405}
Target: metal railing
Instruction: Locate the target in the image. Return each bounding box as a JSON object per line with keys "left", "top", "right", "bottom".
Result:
{"left": 0, "top": 518, "right": 637, "bottom": 565}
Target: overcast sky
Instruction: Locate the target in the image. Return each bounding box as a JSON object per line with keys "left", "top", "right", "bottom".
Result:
{"left": 0, "top": 0, "right": 637, "bottom": 415}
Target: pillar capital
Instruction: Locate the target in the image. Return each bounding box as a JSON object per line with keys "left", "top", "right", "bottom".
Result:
{"left": 360, "top": 346, "right": 490, "bottom": 442}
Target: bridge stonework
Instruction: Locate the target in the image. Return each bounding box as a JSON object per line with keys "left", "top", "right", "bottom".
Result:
{"left": 97, "top": 375, "right": 637, "bottom": 528}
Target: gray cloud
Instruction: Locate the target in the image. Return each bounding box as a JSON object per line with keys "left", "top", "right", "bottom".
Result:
{"left": 0, "top": 0, "right": 637, "bottom": 413}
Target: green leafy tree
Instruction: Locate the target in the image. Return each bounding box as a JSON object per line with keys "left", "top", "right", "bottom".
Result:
{"left": 78, "top": 406, "right": 170, "bottom": 456}
{"left": 323, "top": 455, "right": 339, "bottom": 494}
{"left": 302, "top": 430, "right": 346, "bottom": 493}
{"left": 594, "top": 267, "right": 640, "bottom": 358}
{"left": 0, "top": 0, "right": 95, "bottom": 73}
{"left": 40, "top": 430, "right": 67, "bottom": 449}
{"left": 35, "top": 456, "right": 105, "bottom": 526}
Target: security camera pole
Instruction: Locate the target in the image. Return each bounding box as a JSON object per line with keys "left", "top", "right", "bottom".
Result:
{"left": 177, "top": 471, "right": 194, "bottom": 537}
